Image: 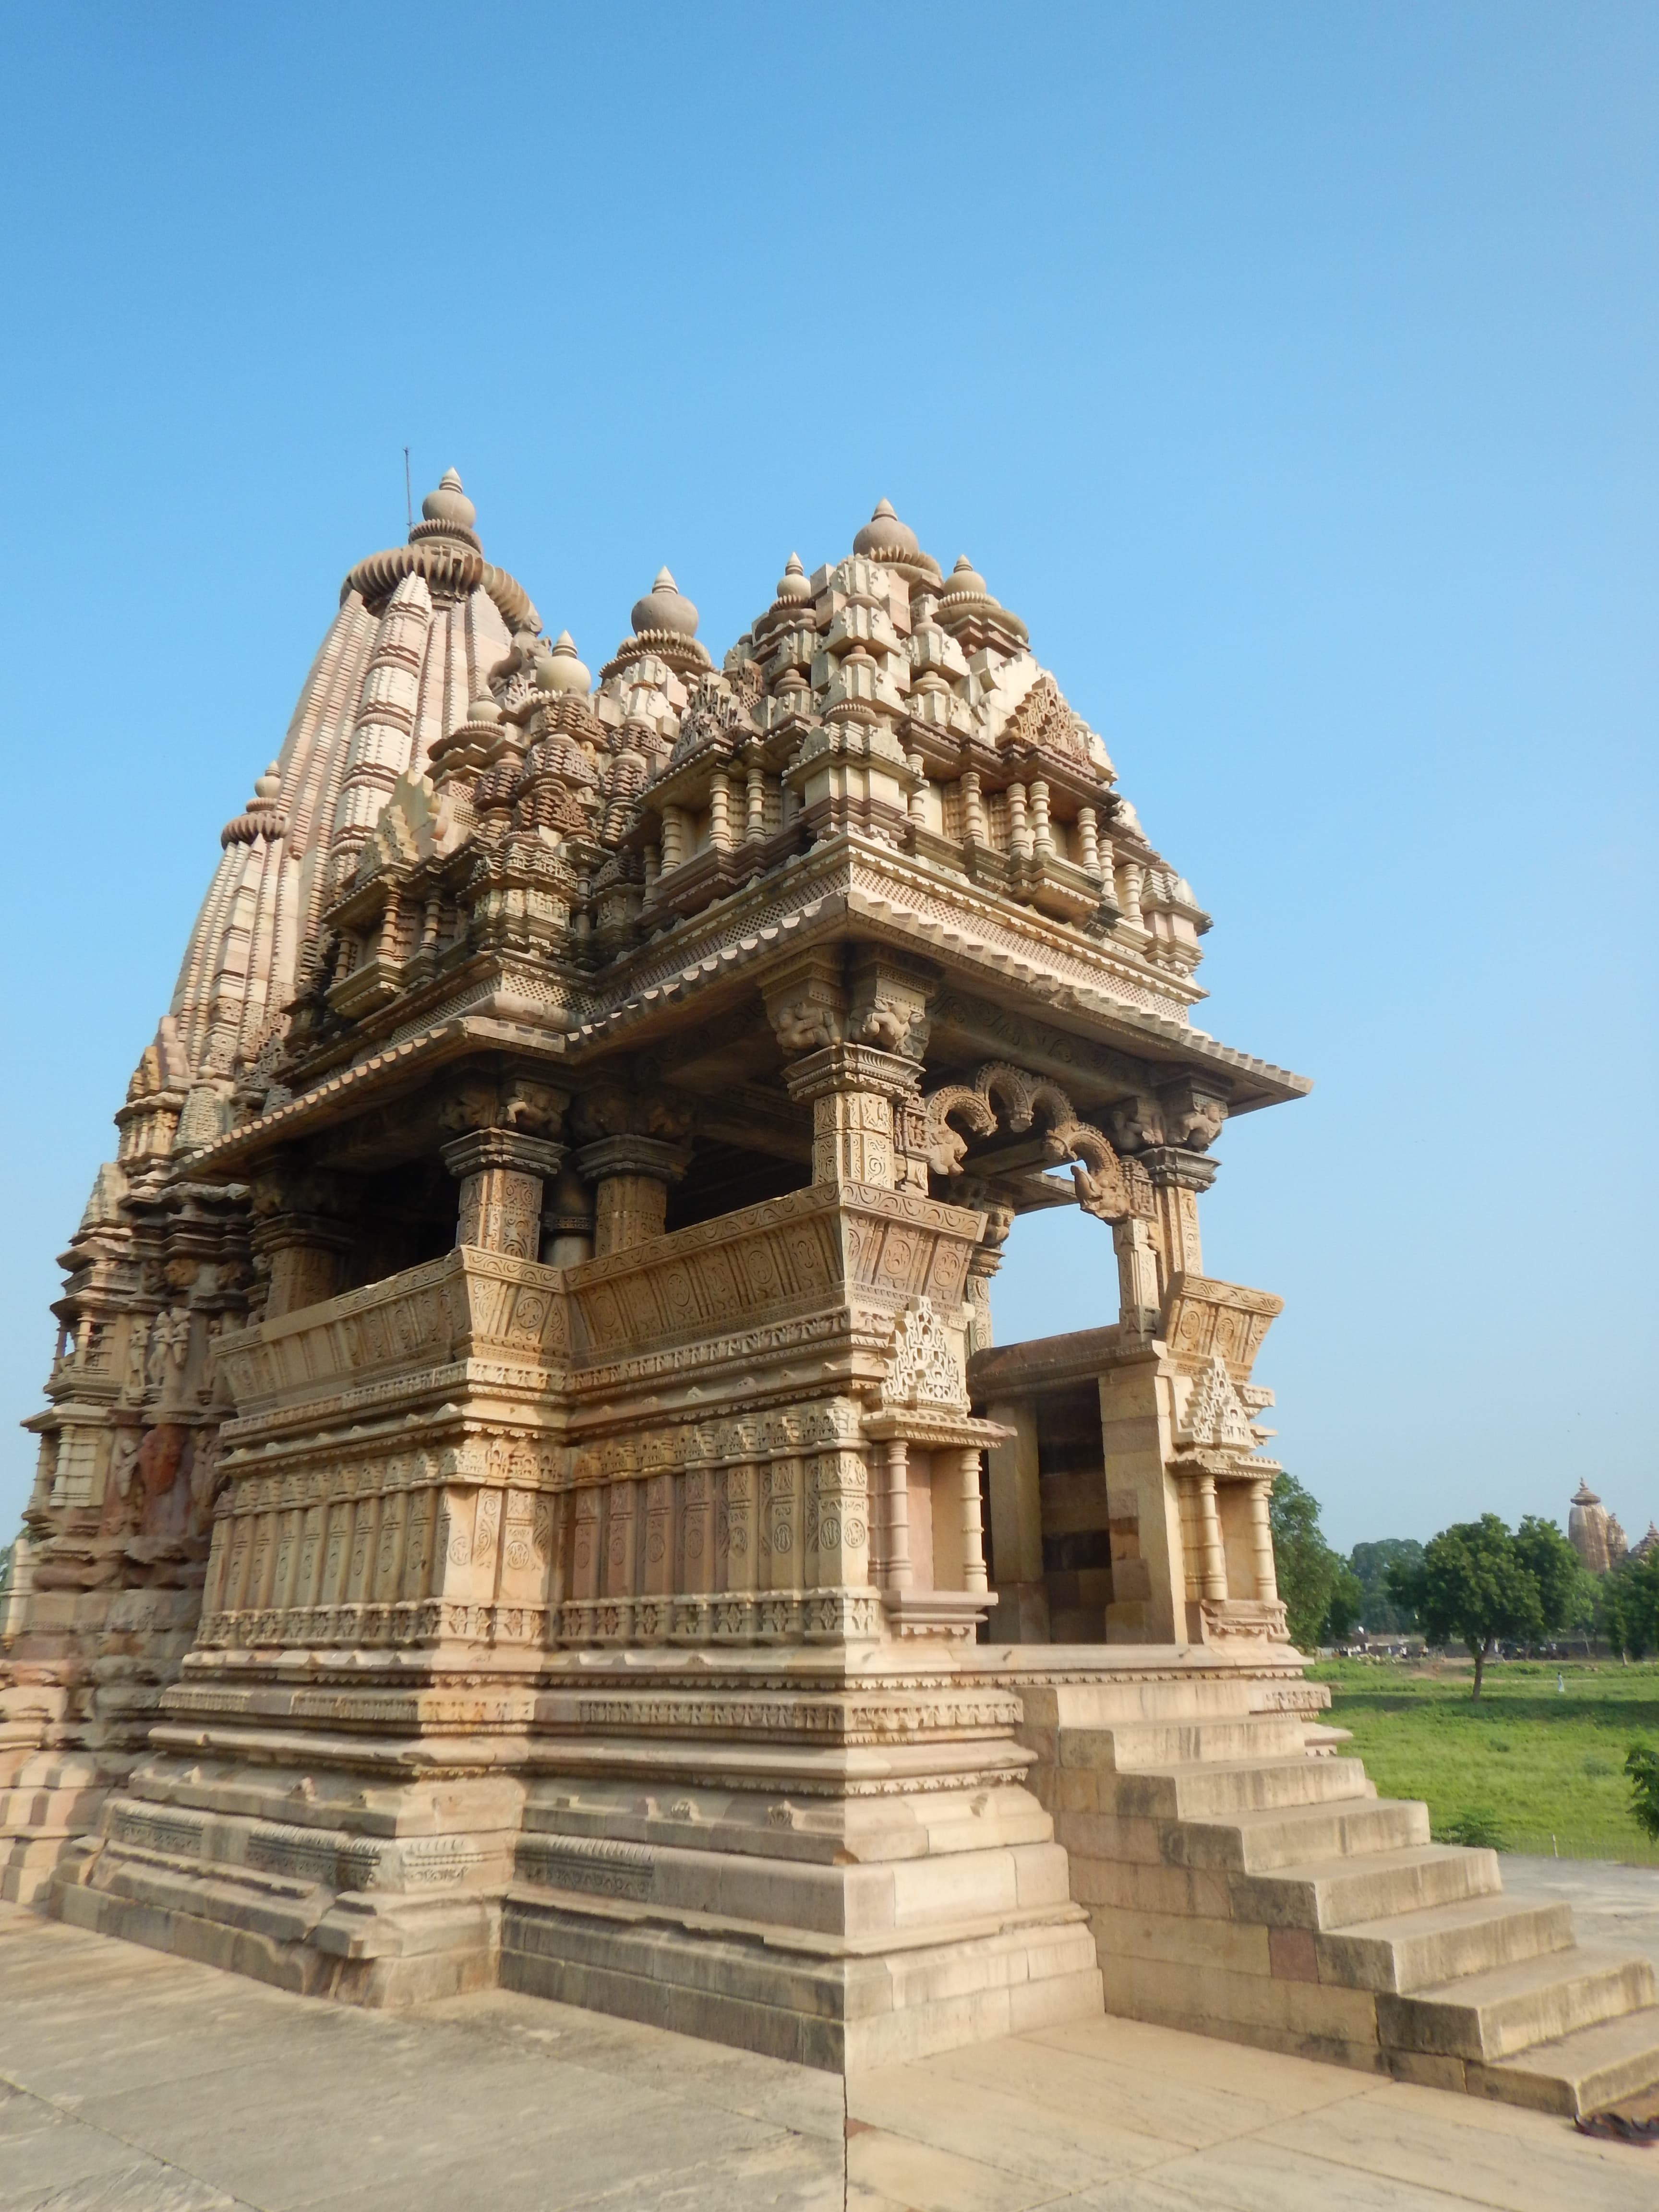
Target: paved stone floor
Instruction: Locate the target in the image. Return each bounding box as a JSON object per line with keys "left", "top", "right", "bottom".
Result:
{"left": 4, "top": 1896, "right": 1658, "bottom": 2212}
{"left": 1497, "top": 1854, "right": 1659, "bottom": 1972}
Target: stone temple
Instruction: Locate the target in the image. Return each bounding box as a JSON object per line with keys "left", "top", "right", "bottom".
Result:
{"left": 4, "top": 480, "right": 1658, "bottom": 2107}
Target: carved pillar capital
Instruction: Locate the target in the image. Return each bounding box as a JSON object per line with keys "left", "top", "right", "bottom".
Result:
{"left": 439, "top": 1129, "right": 567, "bottom": 1183}
{"left": 573, "top": 1133, "right": 692, "bottom": 1257}
{"left": 783, "top": 1043, "right": 921, "bottom": 1191}
{"left": 760, "top": 946, "right": 848, "bottom": 1058}
{"left": 442, "top": 1130, "right": 566, "bottom": 1260}
{"left": 1139, "top": 1145, "right": 1220, "bottom": 1195}
{"left": 845, "top": 946, "right": 938, "bottom": 1061}
{"left": 247, "top": 1159, "right": 358, "bottom": 1319}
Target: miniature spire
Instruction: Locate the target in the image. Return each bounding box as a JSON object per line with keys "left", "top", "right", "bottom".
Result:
{"left": 853, "top": 498, "right": 921, "bottom": 559}
{"left": 775, "top": 552, "right": 811, "bottom": 605}
{"left": 534, "top": 630, "right": 592, "bottom": 695}
{"left": 942, "top": 554, "right": 989, "bottom": 599}
{"left": 221, "top": 763, "right": 288, "bottom": 848}
{"left": 630, "top": 567, "right": 699, "bottom": 639}
{"left": 418, "top": 467, "right": 477, "bottom": 535}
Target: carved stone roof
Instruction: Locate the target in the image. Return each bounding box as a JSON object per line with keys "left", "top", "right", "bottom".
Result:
{"left": 107, "top": 477, "right": 1310, "bottom": 1179}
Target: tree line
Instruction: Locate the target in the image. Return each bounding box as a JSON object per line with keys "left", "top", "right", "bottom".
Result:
{"left": 1269, "top": 1474, "right": 1659, "bottom": 1698}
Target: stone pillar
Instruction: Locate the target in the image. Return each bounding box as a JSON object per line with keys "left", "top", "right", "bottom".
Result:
{"left": 1098, "top": 1352, "right": 1183, "bottom": 1645}
{"left": 709, "top": 769, "right": 733, "bottom": 852}
{"left": 1248, "top": 1477, "right": 1279, "bottom": 1605}
{"left": 1112, "top": 1216, "right": 1162, "bottom": 1343}
{"left": 541, "top": 1167, "right": 597, "bottom": 1268}
{"left": 783, "top": 1044, "right": 918, "bottom": 1191}
{"left": 1141, "top": 1145, "right": 1218, "bottom": 1290}
{"left": 959, "top": 1181, "right": 1015, "bottom": 1355}
{"left": 960, "top": 769, "right": 986, "bottom": 847}
{"left": 441, "top": 1130, "right": 566, "bottom": 1259}
{"left": 249, "top": 1166, "right": 358, "bottom": 1321}
{"left": 883, "top": 1438, "right": 912, "bottom": 1592}
{"left": 958, "top": 1446, "right": 989, "bottom": 1596}
{"left": 575, "top": 1134, "right": 689, "bottom": 1257}
{"left": 1030, "top": 780, "right": 1054, "bottom": 859}
{"left": 1007, "top": 782, "right": 1032, "bottom": 860}
{"left": 1194, "top": 1471, "right": 1227, "bottom": 1602}
{"left": 986, "top": 1400, "right": 1047, "bottom": 1640}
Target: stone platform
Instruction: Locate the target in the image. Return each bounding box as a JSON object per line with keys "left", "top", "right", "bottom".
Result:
{"left": 3, "top": 1901, "right": 1654, "bottom": 2212}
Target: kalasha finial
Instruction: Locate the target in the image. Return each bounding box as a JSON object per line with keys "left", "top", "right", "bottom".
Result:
{"left": 853, "top": 498, "right": 920, "bottom": 559}
{"left": 221, "top": 763, "right": 288, "bottom": 848}
{"left": 419, "top": 467, "right": 477, "bottom": 533}
{"left": 775, "top": 552, "right": 811, "bottom": 605}
{"left": 630, "top": 567, "right": 699, "bottom": 639}
{"left": 535, "top": 630, "right": 592, "bottom": 696}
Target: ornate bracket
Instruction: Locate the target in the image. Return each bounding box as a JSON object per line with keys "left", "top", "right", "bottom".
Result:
{"left": 921, "top": 1061, "right": 1151, "bottom": 1222}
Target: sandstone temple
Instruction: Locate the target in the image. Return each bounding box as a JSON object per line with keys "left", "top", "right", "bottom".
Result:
{"left": 4, "top": 479, "right": 1657, "bottom": 2111}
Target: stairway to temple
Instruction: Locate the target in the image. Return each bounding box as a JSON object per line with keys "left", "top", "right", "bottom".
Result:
{"left": 1015, "top": 1671, "right": 1659, "bottom": 2118}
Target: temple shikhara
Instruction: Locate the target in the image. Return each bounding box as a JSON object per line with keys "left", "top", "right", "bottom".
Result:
{"left": 5, "top": 480, "right": 1658, "bottom": 2108}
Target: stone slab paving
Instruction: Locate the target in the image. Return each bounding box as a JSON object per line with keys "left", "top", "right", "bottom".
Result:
{"left": 3, "top": 1903, "right": 1656, "bottom": 2212}
{"left": 1497, "top": 1856, "right": 1659, "bottom": 1973}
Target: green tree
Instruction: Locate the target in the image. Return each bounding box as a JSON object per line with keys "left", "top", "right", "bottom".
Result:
{"left": 1324, "top": 1563, "right": 1364, "bottom": 1643}
{"left": 1269, "top": 1472, "right": 1346, "bottom": 1650}
{"left": 1600, "top": 1551, "right": 1659, "bottom": 1660}
{"left": 1563, "top": 1562, "right": 1601, "bottom": 1638}
{"left": 1349, "top": 1539, "right": 1423, "bottom": 1634}
{"left": 1627, "top": 1745, "right": 1659, "bottom": 1842}
{"left": 1388, "top": 1514, "right": 1576, "bottom": 1698}
{"left": 1514, "top": 1515, "right": 1584, "bottom": 1638}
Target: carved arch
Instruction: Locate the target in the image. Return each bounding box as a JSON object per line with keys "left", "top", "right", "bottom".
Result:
{"left": 921, "top": 1061, "right": 1149, "bottom": 1222}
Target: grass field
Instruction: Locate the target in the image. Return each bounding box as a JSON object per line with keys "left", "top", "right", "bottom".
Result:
{"left": 1311, "top": 1657, "right": 1659, "bottom": 1863}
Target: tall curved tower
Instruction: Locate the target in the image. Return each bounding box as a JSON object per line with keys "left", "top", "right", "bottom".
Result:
{"left": 0, "top": 474, "right": 543, "bottom": 1892}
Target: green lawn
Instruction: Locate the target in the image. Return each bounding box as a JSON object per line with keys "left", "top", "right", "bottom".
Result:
{"left": 1311, "top": 1657, "right": 1659, "bottom": 1862}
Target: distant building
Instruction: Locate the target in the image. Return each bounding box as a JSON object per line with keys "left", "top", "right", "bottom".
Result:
{"left": 1568, "top": 1481, "right": 1630, "bottom": 1574}
{"left": 1632, "top": 1521, "right": 1659, "bottom": 1562}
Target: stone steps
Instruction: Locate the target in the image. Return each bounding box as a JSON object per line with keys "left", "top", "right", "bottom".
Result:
{"left": 1168, "top": 1795, "right": 1430, "bottom": 1875}
{"left": 1317, "top": 1892, "right": 1576, "bottom": 1994}
{"left": 1378, "top": 1946, "right": 1655, "bottom": 2063}
{"left": 1031, "top": 1706, "right": 1659, "bottom": 2119}
{"left": 1231, "top": 1842, "right": 1503, "bottom": 1931}
{"left": 1068, "top": 1717, "right": 1311, "bottom": 1771}
{"left": 1475, "top": 2005, "right": 1659, "bottom": 2116}
{"left": 1104, "top": 1754, "right": 1376, "bottom": 1822}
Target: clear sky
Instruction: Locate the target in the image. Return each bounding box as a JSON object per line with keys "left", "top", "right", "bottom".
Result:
{"left": 0, "top": 4, "right": 1653, "bottom": 1553}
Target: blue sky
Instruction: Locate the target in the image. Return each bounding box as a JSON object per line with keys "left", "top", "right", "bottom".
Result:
{"left": 0, "top": 4, "right": 1653, "bottom": 1551}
